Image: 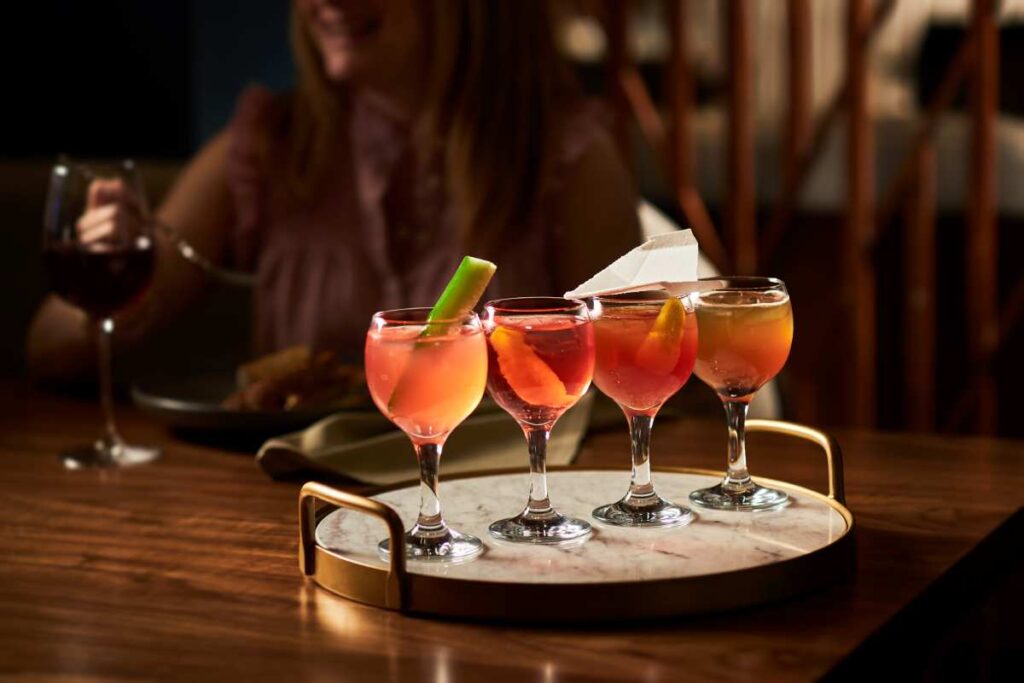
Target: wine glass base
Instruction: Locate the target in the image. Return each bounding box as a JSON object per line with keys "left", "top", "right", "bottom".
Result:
{"left": 689, "top": 482, "right": 789, "bottom": 511}
{"left": 378, "top": 527, "right": 483, "bottom": 562}
{"left": 60, "top": 439, "right": 161, "bottom": 469}
{"left": 592, "top": 496, "right": 696, "bottom": 528}
{"left": 489, "top": 510, "right": 592, "bottom": 545}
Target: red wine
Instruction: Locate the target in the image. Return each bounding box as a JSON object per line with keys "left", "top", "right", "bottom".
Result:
{"left": 44, "top": 239, "right": 155, "bottom": 319}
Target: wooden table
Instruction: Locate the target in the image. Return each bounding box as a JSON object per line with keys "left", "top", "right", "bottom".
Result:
{"left": 0, "top": 382, "right": 1021, "bottom": 681}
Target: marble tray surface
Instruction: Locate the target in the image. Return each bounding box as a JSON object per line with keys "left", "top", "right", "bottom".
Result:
{"left": 316, "top": 470, "right": 849, "bottom": 585}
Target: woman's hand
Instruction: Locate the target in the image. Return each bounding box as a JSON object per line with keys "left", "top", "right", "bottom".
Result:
{"left": 76, "top": 178, "right": 147, "bottom": 247}
{"left": 27, "top": 132, "right": 235, "bottom": 383}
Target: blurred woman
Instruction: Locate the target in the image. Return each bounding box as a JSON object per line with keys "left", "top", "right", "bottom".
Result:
{"left": 28, "top": 0, "right": 639, "bottom": 379}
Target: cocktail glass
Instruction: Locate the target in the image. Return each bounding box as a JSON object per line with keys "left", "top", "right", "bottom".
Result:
{"left": 365, "top": 308, "right": 488, "bottom": 560}
{"left": 590, "top": 292, "right": 698, "bottom": 527}
{"left": 689, "top": 277, "right": 794, "bottom": 511}
{"left": 483, "top": 297, "right": 595, "bottom": 544}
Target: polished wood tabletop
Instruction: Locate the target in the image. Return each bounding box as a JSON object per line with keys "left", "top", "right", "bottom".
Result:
{"left": 0, "top": 381, "right": 1021, "bottom": 681}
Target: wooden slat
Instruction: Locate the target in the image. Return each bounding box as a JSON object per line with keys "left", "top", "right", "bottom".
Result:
{"left": 667, "top": 0, "right": 694, "bottom": 195}
{"left": 667, "top": 0, "right": 731, "bottom": 273}
{"left": 760, "top": 0, "right": 896, "bottom": 265}
{"left": 726, "top": 0, "right": 756, "bottom": 274}
{"left": 845, "top": 0, "right": 876, "bottom": 428}
{"left": 616, "top": 61, "right": 732, "bottom": 271}
{"left": 604, "top": 0, "right": 631, "bottom": 165}
{"left": 944, "top": 271, "right": 1020, "bottom": 430}
{"left": 967, "top": 0, "right": 999, "bottom": 434}
{"left": 619, "top": 66, "right": 666, "bottom": 148}
{"left": 903, "top": 141, "right": 937, "bottom": 431}
{"left": 874, "top": 30, "right": 973, "bottom": 242}
{"left": 782, "top": 0, "right": 811, "bottom": 231}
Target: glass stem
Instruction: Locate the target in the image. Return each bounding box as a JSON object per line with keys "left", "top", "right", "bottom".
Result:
{"left": 625, "top": 412, "right": 656, "bottom": 503}
{"left": 723, "top": 400, "right": 752, "bottom": 491}
{"left": 96, "top": 318, "right": 122, "bottom": 446}
{"left": 413, "top": 442, "right": 446, "bottom": 531}
{"left": 524, "top": 426, "right": 553, "bottom": 516}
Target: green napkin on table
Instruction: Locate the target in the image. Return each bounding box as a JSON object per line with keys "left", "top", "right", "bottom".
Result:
{"left": 256, "top": 392, "right": 595, "bottom": 485}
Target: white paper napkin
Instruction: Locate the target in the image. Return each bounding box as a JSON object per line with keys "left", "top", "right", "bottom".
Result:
{"left": 564, "top": 230, "right": 700, "bottom": 299}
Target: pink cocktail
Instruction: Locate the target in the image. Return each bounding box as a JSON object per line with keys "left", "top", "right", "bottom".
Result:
{"left": 590, "top": 292, "right": 698, "bottom": 527}
{"left": 365, "top": 308, "right": 487, "bottom": 561}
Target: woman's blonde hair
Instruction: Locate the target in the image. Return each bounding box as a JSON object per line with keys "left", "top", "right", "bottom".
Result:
{"left": 284, "top": 0, "right": 577, "bottom": 256}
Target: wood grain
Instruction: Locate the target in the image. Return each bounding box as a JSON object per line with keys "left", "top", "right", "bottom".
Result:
{"left": 0, "top": 382, "right": 1021, "bottom": 681}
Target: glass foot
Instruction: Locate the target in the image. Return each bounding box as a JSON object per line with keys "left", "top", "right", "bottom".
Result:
{"left": 61, "top": 437, "right": 160, "bottom": 469}
{"left": 488, "top": 509, "right": 592, "bottom": 545}
{"left": 689, "top": 481, "right": 789, "bottom": 511}
{"left": 378, "top": 526, "right": 483, "bottom": 562}
{"left": 593, "top": 495, "right": 695, "bottom": 528}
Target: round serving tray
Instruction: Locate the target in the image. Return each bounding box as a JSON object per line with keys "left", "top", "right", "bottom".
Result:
{"left": 299, "top": 420, "right": 854, "bottom": 622}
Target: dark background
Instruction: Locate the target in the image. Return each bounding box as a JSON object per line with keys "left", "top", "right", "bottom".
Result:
{"left": 1, "top": 1, "right": 293, "bottom": 380}
{"left": 2, "top": 0, "right": 292, "bottom": 159}
{"left": 2, "top": 3, "right": 1022, "bottom": 436}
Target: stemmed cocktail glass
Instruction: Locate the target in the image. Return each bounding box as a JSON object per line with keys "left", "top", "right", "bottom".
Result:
{"left": 689, "top": 277, "right": 794, "bottom": 511}
{"left": 483, "top": 298, "right": 595, "bottom": 544}
{"left": 43, "top": 158, "right": 161, "bottom": 468}
{"left": 365, "top": 308, "right": 488, "bottom": 560}
{"left": 590, "top": 292, "right": 698, "bottom": 527}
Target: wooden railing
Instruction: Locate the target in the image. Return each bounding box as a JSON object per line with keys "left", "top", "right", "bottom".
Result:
{"left": 596, "top": 0, "right": 1011, "bottom": 434}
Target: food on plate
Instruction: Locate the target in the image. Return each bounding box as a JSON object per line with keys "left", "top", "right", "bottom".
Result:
{"left": 223, "top": 346, "right": 369, "bottom": 411}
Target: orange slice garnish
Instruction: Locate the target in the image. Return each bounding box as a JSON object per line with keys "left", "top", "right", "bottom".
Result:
{"left": 490, "top": 327, "right": 573, "bottom": 408}
{"left": 635, "top": 298, "right": 685, "bottom": 375}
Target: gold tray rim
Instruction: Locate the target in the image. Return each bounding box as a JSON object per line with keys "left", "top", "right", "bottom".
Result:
{"left": 299, "top": 420, "right": 856, "bottom": 622}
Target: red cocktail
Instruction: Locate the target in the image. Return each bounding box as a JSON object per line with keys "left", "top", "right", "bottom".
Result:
{"left": 484, "top": 298, "right": 594, "bottom": 544}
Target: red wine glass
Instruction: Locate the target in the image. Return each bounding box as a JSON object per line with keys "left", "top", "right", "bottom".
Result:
{"left": 43, "top": 158, "right": 160, "bottom": 468}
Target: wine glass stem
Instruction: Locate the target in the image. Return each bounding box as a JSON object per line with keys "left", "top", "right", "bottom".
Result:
{"left": 524, "top": 426, "right": 553, "bottom": 515}
{"left": 627, "top": 412, "right": 655, "bottom": 499}
{"left": 413, "top": 442, "right": 445, "bottom": 530}
{"left": 96, "top": 318, "right": 122, "bottom": 446}
{"left": 723, "top": 399, "right": 752, "bottom": 490}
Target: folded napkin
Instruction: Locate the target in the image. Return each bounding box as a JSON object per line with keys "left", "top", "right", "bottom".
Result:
{"left": 257, "top": 392, "right": 595, "bottom": 485}
{"left": 564, "top": 230, "right": 699, "bottom": 299}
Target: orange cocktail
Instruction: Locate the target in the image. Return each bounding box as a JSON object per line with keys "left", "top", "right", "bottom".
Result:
{"left": 693, "top": 289, "right": 793, "bottom": 401}
{"left": 590, "top": 292, "right": 698, "bottom": 527}
{"left": 366, "top": 324, "right": 487, "bottom": 442}
{"left": 690, "top": 278, "right": 794, "bottom": 511}
{"left": 365, "top": 308, "right": 488, "bottom": 560}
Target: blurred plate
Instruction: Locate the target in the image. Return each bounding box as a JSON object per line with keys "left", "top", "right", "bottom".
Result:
{"left": 132, "top": 371, "right": 387, "bottom": 437}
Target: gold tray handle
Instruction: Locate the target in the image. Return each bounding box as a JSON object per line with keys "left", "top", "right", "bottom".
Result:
{"left": 299, "top": 481, "right": 407, "bottom": 609}
{"left": 746, "top": 420, "right": 846, "bottom": 505}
